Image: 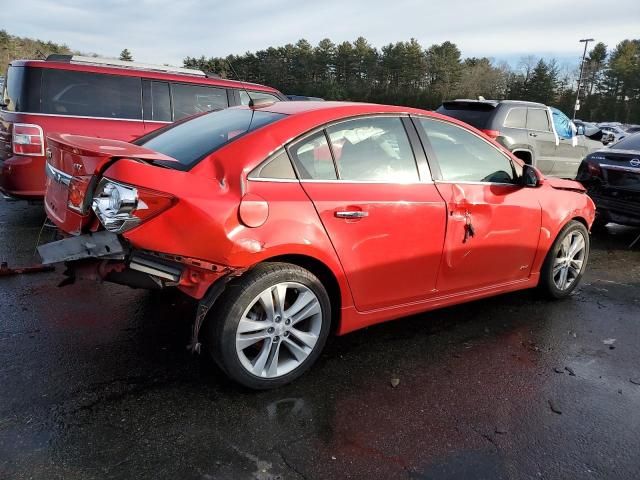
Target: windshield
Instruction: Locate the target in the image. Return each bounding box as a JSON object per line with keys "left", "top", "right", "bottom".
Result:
{"left": 138, "top": 108, "right": 286, "bottom": 170}
{"left": 610, "top": 133, "right": 640, "bottom": 151}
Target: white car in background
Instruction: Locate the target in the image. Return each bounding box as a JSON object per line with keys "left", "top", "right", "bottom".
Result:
{"left": 599, "top": 124, "right": 628, "bottom": 143}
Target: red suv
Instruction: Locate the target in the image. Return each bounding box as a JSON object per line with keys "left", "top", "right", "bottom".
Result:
{"left": 0, "top": 55, "right": 286, "bottom": 200}
{"left": 38, "top": 101, "right": 595, "bottom": 389}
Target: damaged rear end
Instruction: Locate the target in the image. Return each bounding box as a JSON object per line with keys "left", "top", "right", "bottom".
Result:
{"left": 40, "top": 133, "right": 235, "bottom": 299}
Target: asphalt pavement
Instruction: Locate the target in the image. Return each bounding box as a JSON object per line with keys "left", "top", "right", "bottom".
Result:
{"left": 1, "top": 199, "right": 639, "bottom": 480}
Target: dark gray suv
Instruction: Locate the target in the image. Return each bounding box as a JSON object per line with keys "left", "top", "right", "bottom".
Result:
{"left": 436, "top": 99, "right": 604, "bottom": 178}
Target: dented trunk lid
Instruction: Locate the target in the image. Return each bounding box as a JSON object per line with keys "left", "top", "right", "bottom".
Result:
{"left": 44, "top": 133, "right": 178, "bottom": 234}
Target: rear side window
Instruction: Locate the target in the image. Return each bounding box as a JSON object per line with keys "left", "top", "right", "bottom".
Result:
{"left": 503, "top": 108, "right": 527, "bottom": 128}
{"left": 527, "top": 108, "right": 551, "bottom": 132}
{"left": 41, "top": 69, "right": 142, "bottom": 119}
{"left": 249, "top": 150, "right": 296, "bottom": 180}
{"left": 326, "top": 117, "right": 419, "bottom": 182}
{"left": 172, "top": 83, "right": 228, "bottom": 120}
{"left": 142, "top": 80, "right": 171, "bottom": 122}
{"left": 289, "top": 131, "right": 337, "bottom": 180}
{"left": 240, "top": 91, "right": 281, "bottom": 105}
{"left": 139, "top": 108, "right": 285, "bottom": 170}
{"left": 2, "top": 66, "right": 42, "bottom": 112}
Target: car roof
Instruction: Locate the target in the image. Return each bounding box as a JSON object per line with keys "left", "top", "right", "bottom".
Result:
{"left": 256, "top": 100, "right": 430, "bottom": 116}
{"left": 442, "top": 99, "right": 547, "bottom": 108}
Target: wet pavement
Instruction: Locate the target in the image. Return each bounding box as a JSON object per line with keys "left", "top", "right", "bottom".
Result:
{"left": 1, "top": 199, "right": 640, "bottom": 480}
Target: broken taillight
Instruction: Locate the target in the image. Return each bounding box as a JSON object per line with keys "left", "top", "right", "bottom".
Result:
{"left": 13, "top": 123, "right": 45, "bottom": 156}
{"left": 67, "top": 176, "right": 93, "bottom": 213}
{"left": 92, "top": 178, "right": 176, "bottom": 233}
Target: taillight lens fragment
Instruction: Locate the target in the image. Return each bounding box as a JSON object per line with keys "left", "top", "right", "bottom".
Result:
{"left": 67, "top": 176, "right": 92, "bottom": 213}
{"left": 13, "top": 123, "right": 45, "bottom": 156}
{"left": 92, "top": 178, "right": 176, "bottom": 233}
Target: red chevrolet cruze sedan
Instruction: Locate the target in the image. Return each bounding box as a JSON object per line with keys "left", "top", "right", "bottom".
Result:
{"left": 39, "top": 101, "right": 595, "bottom": 389}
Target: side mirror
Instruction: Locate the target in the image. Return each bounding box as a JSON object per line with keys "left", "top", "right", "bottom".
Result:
{"left": 521, "top": 164, "right": 543, "bottom": 187}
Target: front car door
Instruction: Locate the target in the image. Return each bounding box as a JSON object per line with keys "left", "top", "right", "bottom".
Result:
{"left": 414, "top": 116, "right": 542, "bottom": 294}
{"left": 288, "top": 115, "right": 447, "bottom": 312}
{"left": 526, "top": 107, "right": 557, "bottom": 175}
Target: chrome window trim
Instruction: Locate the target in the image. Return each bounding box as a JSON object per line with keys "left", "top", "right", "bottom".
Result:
{"left": 1, "top": 110, "right": 147, "bottom": 123}
{"left": 434, "top": 179, "right": 519, "bottom": 187}
{"left": 45, "top": 161, "right": 72, "bottom": 186}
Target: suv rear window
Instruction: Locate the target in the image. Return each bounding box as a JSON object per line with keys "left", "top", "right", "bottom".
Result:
{"left": 503, "top": 108, "right": 527, "bottom": 128}
{"left": 436, "top": 102, "right": 496, "bottom": 129}
{"left": 139, "top": 108, "right": 285, "bottom": 170}
{"left": 2, "top": 66, "right": 42, "bottom": 112}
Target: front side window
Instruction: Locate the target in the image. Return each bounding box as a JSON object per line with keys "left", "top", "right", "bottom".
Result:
{"left": 326, "top": 117, "right": 419, "bottom": 182}
{"left": 172, "top": 83, "right": 228, "bottom": 120}
{"left": 139, "top": 108, "right": 285, "bottom": 170}
{"left": 527, "top": 108, "right": 551, "bottom": 132}
{"left": 420, "top": 118, "right": 517, "bottom": 184}
{"left": 240, "top": 91, "right": 280, "bottom": 105}
{"left": 41, "top": 69, "right": 142, "bottom": 119}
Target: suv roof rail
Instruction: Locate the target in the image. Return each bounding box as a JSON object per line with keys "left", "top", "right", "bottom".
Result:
{"left": 45, "top": 54, "right": 206, "bottom": 77}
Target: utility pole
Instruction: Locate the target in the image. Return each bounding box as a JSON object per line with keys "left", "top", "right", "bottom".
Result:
{"left": 573, "top": 38, "right": 594, "bottom": 120}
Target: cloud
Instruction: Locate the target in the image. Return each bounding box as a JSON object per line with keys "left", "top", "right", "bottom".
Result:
{"left": 5, "top": 0, "right": 639, "bottom": 66}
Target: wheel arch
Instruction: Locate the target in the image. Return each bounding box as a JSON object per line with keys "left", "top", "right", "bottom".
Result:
{"left": 260, "top": 253, "right": 343, "bottom": 334}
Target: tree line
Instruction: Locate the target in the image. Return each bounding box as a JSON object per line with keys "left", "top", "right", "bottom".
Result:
{"left": 185, "top": 37, "right": 640, "bottom": 124}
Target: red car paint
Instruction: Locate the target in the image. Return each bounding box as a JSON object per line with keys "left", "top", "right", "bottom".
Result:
{"left": 43, "top": 101, "right": 595, "bottom": 336}
{"left": 0, "top": 59, "right": 285, "bottom": 200}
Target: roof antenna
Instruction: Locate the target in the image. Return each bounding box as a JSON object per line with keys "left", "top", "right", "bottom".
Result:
{"left": 226, "top": 59, "right": 254, "bottom": 107}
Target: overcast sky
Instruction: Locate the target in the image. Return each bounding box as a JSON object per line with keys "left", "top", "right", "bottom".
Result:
{"left": 5, "top": 0, "right": 639, "bottom": 68}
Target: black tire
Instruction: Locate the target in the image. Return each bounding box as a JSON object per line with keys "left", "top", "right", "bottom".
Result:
{"left": 203, "top": 262, "right": 331, "bottom": 389}
{"left": 539, "top": 220, "right": 590, "bottom": 299}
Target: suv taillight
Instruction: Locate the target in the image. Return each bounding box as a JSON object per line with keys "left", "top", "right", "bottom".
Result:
{"left": 13, "top": 123, "right": 45, "bottom": 156}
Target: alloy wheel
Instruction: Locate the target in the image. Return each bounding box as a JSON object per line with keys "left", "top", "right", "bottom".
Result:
{"left": 552, "top": 230, "right": 586, "bottom": 291}
{"left": 235, "top": 282, "right": 323, "bottom": 378}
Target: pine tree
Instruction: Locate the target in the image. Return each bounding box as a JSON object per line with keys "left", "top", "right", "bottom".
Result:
{"left": 119, "top": 48, "right": 133, "bottom": 62}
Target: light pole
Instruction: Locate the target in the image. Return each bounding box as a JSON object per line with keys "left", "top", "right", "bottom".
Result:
{"left": 573, "top": 38, "right": 594, "bottom": 120}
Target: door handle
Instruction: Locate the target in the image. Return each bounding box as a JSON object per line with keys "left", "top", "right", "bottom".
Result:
{"left": 529, "top": 132, "right": 538, "bottom": 138}
{"left": 335, "top": 210, "right": 368, "bottom": 219}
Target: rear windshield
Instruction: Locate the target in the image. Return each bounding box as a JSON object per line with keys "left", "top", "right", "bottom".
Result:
{"left": 138, "top": 108, "right": 286, "bottom": 170}
{"left": 610, "top": 133, "right": 640, "bottom": 151}
{"left": 2, "top": 66, "right": 42, "bottom": 112}
{"left": 436, "top": 102, "right": 495, "bottom": 129}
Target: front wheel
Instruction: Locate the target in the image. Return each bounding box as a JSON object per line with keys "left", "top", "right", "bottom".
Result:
{"left": 539, "top": 220, "right": 590, "bottom": 299}
{"left": 204, "top": 263, "right": 331, "bottom": 389}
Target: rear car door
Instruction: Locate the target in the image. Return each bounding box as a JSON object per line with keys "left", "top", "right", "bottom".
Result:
{"left": 289, "top": 116, "right": 447, "bottom": 312}
{"left": 526, "top": 107, "right": 557, "bottom": 175}
{"left": 414, "top": 116, "right": 541, "bottom": 294}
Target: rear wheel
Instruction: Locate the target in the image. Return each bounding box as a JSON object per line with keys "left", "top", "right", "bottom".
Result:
{"left": 539, "top": 220, "right": 589, "bottom": 298}
{"left": 204, "top": 263, "right": 331, "bottom": 389}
